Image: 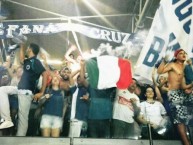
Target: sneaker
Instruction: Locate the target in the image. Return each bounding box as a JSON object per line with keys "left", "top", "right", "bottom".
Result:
{"left": 0, "top": 120, "right": 14, "bottom": 129}
{"left": 0, "top": 117, "right": 4, "bottom": 123}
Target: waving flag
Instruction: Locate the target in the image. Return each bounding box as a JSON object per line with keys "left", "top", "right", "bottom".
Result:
{"left": 85, "top": 55, "right": 132, "bottom": 89}
{"left": 134, "top": 0, "right": 193, "bottom": 83}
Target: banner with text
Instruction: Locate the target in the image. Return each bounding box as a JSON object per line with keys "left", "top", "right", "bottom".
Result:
{"left": 134, "top": 0, "right": 193, "bottom": 83}
{"left": 0, "top": 22, "right": 131, "bottom": 44}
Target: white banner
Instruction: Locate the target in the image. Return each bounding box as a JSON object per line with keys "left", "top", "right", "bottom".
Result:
{"left": 134, "top": 0, "right": 193, "bottom": 83}
{"left": 0, "top": 22, "right": 131, "bottom": 44}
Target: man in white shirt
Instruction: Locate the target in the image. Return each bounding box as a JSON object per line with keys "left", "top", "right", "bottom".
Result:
{"left": 112, "top": 78, "right": 141, "bottom": 138}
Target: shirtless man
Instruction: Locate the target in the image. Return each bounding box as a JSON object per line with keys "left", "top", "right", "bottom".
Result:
{"left": 157, "top": 49, "right": 193, "bottom": 145}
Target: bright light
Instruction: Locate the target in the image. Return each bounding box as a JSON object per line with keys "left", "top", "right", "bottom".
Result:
{"left": 82, "top": 0, "right": 117, "bottom": 29}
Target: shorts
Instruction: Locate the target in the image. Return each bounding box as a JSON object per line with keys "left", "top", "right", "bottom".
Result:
{"left": 168, "top": 90, "right": 190, "bottom": 125}
{"left": 40, "top": 114, "right": 63, "bottom": 129}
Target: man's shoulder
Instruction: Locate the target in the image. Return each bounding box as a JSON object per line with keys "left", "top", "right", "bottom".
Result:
{"left": 116, "top": 89, "right": 138, "bottom": 97}
{"left": 24, "top": 56, "right": 40, "bottom": 62}
{"left": 33, "top": 57, "right": 41, "bottom": 62}
{"left": 168, "top": 61, "right": 175, "bottom": 66}
{"left": 32, "top": 57, "right": 44, "bottom": 67}
{"left": 116, "top": 88, "right": 128, "bottom": 95}
{"left": 166, "top": 62, "right": 177, "bottom": 70}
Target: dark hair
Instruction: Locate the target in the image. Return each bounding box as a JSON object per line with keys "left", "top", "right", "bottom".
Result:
{"left": 77, "top": 74, "right": 86, "bottom": 81}
{"left": 59, "top": 66, "right": 71, "bottom": 74}
{"left": 29, "top": 43, "right": 40, "bottom": 55}
{"left": 69, "top": 53, "right": 75, "bottom": 59}
{"left": 144, "top": 84, "right": 157, "bottom": 100}
{"left": 132, "top": 78, "right": 138, "bottom": 83}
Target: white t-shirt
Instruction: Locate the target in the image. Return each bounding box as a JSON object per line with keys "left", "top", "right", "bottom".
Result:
{"left": 113, "top": 89, "right": 140, "bottom": 123}
{"left": 140, "top": 101, "right": 166, "bottom": 126}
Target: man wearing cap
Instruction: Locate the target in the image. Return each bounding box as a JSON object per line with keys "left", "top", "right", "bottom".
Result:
{"left": 157, "top": 49, "right": 193, "bottom": 145}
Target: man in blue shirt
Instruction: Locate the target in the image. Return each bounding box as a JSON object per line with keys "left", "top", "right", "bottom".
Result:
{"left": 79, "top": 60, "right": 115, "bottom": 138}
{"left": 68, "top": 75, "right": 89, "bottom": 137}
{"left": 0, "top": 43, "right": 47, "bottom": 136}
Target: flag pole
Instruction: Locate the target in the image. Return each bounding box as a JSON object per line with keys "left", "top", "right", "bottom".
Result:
{"left": 2, "top": 14, "right": 153, "bottom": 22}
{"left": 68, "top": 19, "right": 83, "bottom": 57}
{"left": 147, "top": 123, "right": 153, "bottom": 145}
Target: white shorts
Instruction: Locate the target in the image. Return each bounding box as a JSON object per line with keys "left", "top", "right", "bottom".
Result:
{"left": 40, "top": 114, "right": 63, "bottom": 129}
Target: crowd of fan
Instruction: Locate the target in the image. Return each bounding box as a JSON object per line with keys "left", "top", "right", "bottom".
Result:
{"left": 0, "top": 43, "right": 192, "bottom": 142}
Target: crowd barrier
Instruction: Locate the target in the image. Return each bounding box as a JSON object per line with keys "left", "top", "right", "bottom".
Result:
{"left": 0, "top": 137, "right": 182, "bottom": 145}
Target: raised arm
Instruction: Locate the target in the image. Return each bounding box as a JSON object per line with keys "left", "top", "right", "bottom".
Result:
{"left": 19, "top": 44, "right": 25, "bottom": 65}
{"left": 157, "top": 60, "right": 173, "bottom": 74}
{"left": 4, "top": 56, "right": 14, "bottom": 78}
{"left": 80, "top": 59, "right": 89, "bottom": 87}
{"left": 152, "top": 68, "right": 163, "bottom": 103}
{"left": 68, "top": 71, "right": 76, "bottom": 87}
{"left": 65, "top": 45, "right": 77, "bottom": 64}
{"left": 152, "top": 67, "right": 159, "bottom": 86}
{"left": 71, "top": 69, "right": 80, "bottom": 78}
